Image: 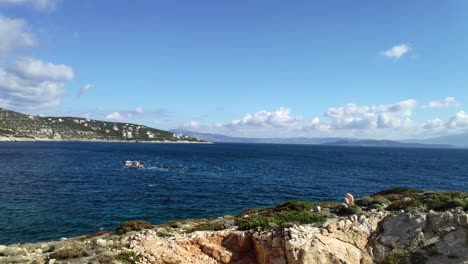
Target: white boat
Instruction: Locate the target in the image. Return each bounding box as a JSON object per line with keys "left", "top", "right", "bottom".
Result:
{"left": 125, "top": 160, "right": 144, "bottom": 169}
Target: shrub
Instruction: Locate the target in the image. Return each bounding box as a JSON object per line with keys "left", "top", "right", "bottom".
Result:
{"left": 382, "top": 251, "right": 404, "bottom": 264}
{"left": 273, "top": 200, "right": 317, "bottom": 212}
{"left": 370, "top": 204, "right": 384, "bottom": 211}
{"left": 115, "top": 220, "right": 152, "bottom": 235}
{"left": 52, "top": 246, "right": 88, "bottom": 260}
{"left": 424, "top": 198, "right": 445, "bottom": 211}
{"left": 423, "top": 193, "right": 468, "bottom": 211}
{"left": 445, "top": 198, "right": 465, "bottom": 209}
{"left": 373, "top": 187, "right": 422, "bottom": 196}
{"left": 336, "top": 205, "right": 363, "bottom": 216}
{"left": 237, "top": 215, "right": 270, "bottom": 230}
{"left": 115, "top": 251, "right": 140, "bottom": 264}
{"left": 373, "top": 196, "right": 390, "bottom": 205}
{"left": 356, "top": 197, "right": 374, "bottom": 206}
{"left": 319, "top": 201, "right": 341, "bottom": 209}
{"left": 192, "top": 222, "right": 224, "bottom": 232}
{"left": 427, "top": 198, "right": 465, "bottom": 211}
{"left": 387, "top": 199, "right": 423, "bottom": 212}
{"left": 237, "top": 211, "right": 327, "bottom": 230}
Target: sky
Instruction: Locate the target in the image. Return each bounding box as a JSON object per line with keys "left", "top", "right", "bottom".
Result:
{"left": 0, "top": 0, "right": 468, "bottom": 139}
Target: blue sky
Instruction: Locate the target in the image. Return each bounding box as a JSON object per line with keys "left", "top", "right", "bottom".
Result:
{"left": 1, "top": 0, "right": 468, "bottom": 139}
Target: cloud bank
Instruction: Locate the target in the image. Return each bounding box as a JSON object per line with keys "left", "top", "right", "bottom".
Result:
{"left": 0, "top": 15, "right": 77, "bottom": 110}
{"left": 0, "top": 16, "right": 35, "bottom": 59}
{"left": 184, "top": 97, "right": 468, "bottom": 139}
{"left": 0, "top": 57, "right": 74, "bottom": 109}
{"left": 424, "top": 97, "right": 459, "bottom": 109}
{"left": 0, "top": 0, "right": 61, "bottom": 11}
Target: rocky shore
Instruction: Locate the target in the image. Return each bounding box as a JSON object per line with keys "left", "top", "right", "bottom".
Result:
{"left": 1, "top": 188, "right": 467, "bottom": 264}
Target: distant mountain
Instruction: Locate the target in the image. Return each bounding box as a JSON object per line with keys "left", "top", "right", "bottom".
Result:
{"left": 170, "top": 129, "right": 354, "bottom": 144}
{"left": 323, "top": 139, "right": 454, "bottom": 148}
{"left": 171, "top": 129, "right": 456, "bottom": 148}
{"left": 403, "top": 133, "right": 468, "bottom": 147}
{"left": 0, "top": 108, "right": 204, "bottom": 143}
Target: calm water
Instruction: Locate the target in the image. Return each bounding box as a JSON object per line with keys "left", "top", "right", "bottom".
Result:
{"left": 0, "top": 142, "right": 467, "bottom": 244}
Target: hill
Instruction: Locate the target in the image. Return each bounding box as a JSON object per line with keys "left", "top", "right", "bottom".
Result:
{"left": 323, "top": 139, "right": 454, "bottom": 148}
{"left": 170, "top": 129, "right": 356, "bottom": 144}
{"left": 0, "top": 108, "right": 204, "bottom": 143}
{"left": 170, "top": 129, "right": 455, "bottom": 148}
{"left": 404, "top": 133, "right": 468, "bottom": 147}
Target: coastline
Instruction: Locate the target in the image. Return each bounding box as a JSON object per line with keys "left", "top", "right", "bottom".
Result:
{"left": 1, "top": 188, "right": 466, "bottom": 263}
{"left": 0, "top": 136, "right": 213, "bottom": 144}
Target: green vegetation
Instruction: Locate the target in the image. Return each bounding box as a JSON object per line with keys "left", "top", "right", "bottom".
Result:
{"left": 192, "top": 222, "right": 225, "bottom": 232}
{"left": 369, "top": 187, "right": 468, "bottom": 212}
{"left": 373, "top": 187, "right": 422, "bottom": 196}
{"left": 336, "top": 205, "right": 363, "bottom": 216}
{"left": 236, "top": 200, "right": 328, "bottom": 231}
{"left": 381, "top": 251, "right": 427, "bottom": 264}
{"left": 51, "top": 245, "right": 89, "bottom": 260}
{"left": 115, "top": 220, "right": 153, "bottom": 235}
{"left": 233, "top": 188, "right": 467, "bottom": 232}
{"left": 319, "top": 201, "right": 341, "bottom": 209}
{"left": 0, "top": 107, "right": 203, "bottom": 142}
{"left": 115, "top": 251, "right": 140, "bottom": 264}
{"left": 97, "top": 255, "right": 114, "bottom": 264}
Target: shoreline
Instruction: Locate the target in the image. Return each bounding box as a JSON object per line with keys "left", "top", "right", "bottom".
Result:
{"left": 0, "top": 136, "right": 212, "bottom": 144}
{"left": 0, "top": 188, "right": 466, "bottom": 263}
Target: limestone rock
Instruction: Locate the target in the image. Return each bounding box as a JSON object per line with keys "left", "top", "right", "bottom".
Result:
{"left": 95, "top": 238, "right": 107, "bottom": 247}
{"left": 379, "top": 212, "right": 426, "bottom": 250}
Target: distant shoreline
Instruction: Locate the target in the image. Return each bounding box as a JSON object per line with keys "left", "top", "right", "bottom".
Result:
{"left": 0, "top": 136, "right": 212, "bottom": 144}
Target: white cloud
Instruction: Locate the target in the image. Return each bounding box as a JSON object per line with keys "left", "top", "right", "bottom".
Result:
{"left": 0, "top": 69, "right": 65, "bottom": 109}
{"left": 381, "top": 44, "right": 410, "bottom": 59}
{"left": 325, "top": 99, "right": 417, "bottom": 130}
{"left": 230, "top": 107, "right": 303, "bottom": 129}
{"left": 0, "top": 16, "right": 78, "bottom": 111}
{"left": 0, "top": 16, "right": 35, "bottom": 59}
{"left": 9, "top": 57, "right": 74, "bottom": 81}
{"left": 423, "top": 118, "right": 444, "bottom": 130}
{"left": 0, "top": 58, "right": 74, "bottom": 110}
{"left": 304, "top": 117, "right": 331, "bottom": 131}
{"left": 0, "top": 0, "right": 60, "bottom": 11}
{"left": 77, "top": 84, "right": 93, "bottom": 98}
{"left": 106, "top": 112, "right": 124, "bottom": 121}
{"left": 182, "top": 100, "right": 468, "bottom": 139}
{"left": 447, "top": 111, "right": 468, "bottom": 130}
{"left": 135, "top": 107, "right": 144, "bottom": 114}
{"left": 424, "top": 97, "right": 459, "bottom": 109}
{"left": 105, "top": 111, "right": 136, "bottom": 121}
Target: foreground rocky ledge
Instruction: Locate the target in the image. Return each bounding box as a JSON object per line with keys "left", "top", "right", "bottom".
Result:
{"left": 1, "top": 188, "right": 467, "bottom": 264}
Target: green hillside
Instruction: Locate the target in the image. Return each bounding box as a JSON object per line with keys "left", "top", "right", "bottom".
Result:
{"left": 0, "top": 108, "right": 204, "bottom": 143}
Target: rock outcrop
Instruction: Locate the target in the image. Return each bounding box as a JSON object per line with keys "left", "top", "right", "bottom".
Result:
{"left": 1, "top": 189, "right": 467, "bottom": 264}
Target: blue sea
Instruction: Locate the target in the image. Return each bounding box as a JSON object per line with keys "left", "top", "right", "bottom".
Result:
{"left": 0, "top": 142, "right": 467, "bottom": 244}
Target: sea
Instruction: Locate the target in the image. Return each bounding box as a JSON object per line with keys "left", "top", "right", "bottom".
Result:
{"left": 0, "top": 142, "right": 467, "bottom": 245}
